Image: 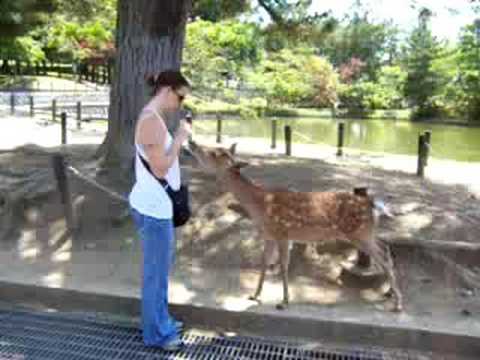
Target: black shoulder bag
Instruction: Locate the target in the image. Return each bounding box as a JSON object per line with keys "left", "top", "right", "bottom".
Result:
{"left": 138, "top": 154, "right": 191, "bottom": 227}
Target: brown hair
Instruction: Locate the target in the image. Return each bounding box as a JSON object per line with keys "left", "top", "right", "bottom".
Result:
{"left": 145, "top": 70, "right": 190, "bottom": 96}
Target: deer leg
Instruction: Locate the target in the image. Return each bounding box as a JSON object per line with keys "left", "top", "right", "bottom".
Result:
{"left": 382, "top": 244, "right": 403, "bottom": 312}
{"left": 363, "top": 241, "right": 403, "bottom": 312}
{"left": 249, "top": 239, "right": 275, "bottom": 302}
{"left": 276, "top": 240, "right": 291, "bottom": 310}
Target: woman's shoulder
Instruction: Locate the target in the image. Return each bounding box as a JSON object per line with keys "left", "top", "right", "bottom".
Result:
{"left": 136, "top": 108, "right": 167, "bottom": 142}
{"left": 138, "top": 108, "right": 167, "bottom": 128}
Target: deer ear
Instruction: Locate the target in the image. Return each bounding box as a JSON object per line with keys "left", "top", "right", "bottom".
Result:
{"left": 229, "top": 143, "right": 237, "bottom": 156}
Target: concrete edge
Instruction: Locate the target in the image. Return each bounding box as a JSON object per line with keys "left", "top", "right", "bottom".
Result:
{"left": 0, "top": 280, "right": 478, "bottom": 358}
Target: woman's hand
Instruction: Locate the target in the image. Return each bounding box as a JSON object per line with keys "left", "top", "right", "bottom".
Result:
{"left": 176, "top": 119, "right": 192, "bottom": 144}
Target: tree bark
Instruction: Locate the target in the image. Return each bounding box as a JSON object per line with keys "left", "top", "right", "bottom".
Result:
{"left": 102, "top": 0, "right": 191, "bottom": 173}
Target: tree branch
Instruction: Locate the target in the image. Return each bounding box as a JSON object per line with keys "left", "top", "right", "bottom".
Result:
{"left": 257, "top": 0, "right": 286, "bottom": 25}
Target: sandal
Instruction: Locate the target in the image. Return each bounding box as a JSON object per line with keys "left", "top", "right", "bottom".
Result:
{"left": 161, "top": 337, "right": 184, "bottom": 352}
{"left": 169, "top": 318, "right": 184, "bottom": 331}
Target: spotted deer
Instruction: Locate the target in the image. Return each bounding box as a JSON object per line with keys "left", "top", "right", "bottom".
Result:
{"left": 188, "top": 141, "right": 403, "bottom": 312}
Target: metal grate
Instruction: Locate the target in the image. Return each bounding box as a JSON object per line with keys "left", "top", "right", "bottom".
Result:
{"left": 0, "top": 309, "right": 418, "bottom": 360}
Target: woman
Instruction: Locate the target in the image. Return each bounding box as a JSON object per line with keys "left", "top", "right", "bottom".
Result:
{"left": 129, "top": 70, "right": 191, "bottom": 351}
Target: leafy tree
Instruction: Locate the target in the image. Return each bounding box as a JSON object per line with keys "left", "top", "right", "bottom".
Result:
{"left": 183, "top": 19, "right": 260, "bottom": 88}
{"left": 57, "top": 0, "right": 116, "bottom": 22}
{"left": 338, "top": 65, "right": 407, "bottom": 113}
{"left": 247, "top": 48, "right": 338, "bottom": 107}
{"left": 0, "top": 0, "right": 55, "bottom": 38}
{"left": 43, "top": 19, "right": 114, "bottom": 62}
{"left": 453, "top": 21, "right": 480, "bottom": 121}
{"left": 0, "top": 36, "right": 45, "bottom": 61}
{"left": 319, "top": 8, "right": 399, "bottom": 80}
{"left": 338, "top": 57, "right": 366, "bottom": 83}
{"left": 402, "top": 8, "right": 445, "bottom": 119}
{"left": 191, "top": 0, "right": 250, "bottom": 22}
{"left": 0, "top": 0, "right": 55, "bottom": 62}
{"left": 31, "top": 0, "right": 116, "bottom": 62}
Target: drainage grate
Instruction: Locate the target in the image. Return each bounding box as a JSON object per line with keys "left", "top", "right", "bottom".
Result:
{"left": 0, "top": 309, "right": 418, "bottom": 360}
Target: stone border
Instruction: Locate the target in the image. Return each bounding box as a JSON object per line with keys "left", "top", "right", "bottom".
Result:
{"left": 0, "top": 280, "right": 478, "bottom": 358}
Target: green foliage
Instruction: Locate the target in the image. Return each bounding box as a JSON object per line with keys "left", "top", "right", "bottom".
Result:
{"left": 0, "top": 36, "right": 45, "bottom": 61}
{"left": 191, "top": 0, "right": 250, "bottom": 22}
{"left": 58, "top": 0, "right": 116, "bottom": 22}
{"left": 318, "top": 8, "right": 399, "bottom": 80}
{"left": 376, "top": 65, "right": 407, "bottom": 108}
{"left": 43, "top": 18, "right": 114, "bottom": 61}
{"left": 338, "top": 65, "right": 407, "bottom": 113}
{"left": 452, "top": 23, "right": 480, "bottom": 121}
{"left": 256, "top": 0, "right": 328, "bottom": 27}
{"left": 183, "top": 19, "right": 261, "bottom": 87}
{"left": 0, "top": 0, "right": 55, "bottom": 38}
{"left": 246, "top": 48, "right": 338, "bottom": 107}
{"left": 402, "top": 12, "right": 446, "bottom": 119}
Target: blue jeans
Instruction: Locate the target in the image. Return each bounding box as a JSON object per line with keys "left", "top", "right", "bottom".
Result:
{"left": 130, "top": 208, "right": 179, "bottom": 346}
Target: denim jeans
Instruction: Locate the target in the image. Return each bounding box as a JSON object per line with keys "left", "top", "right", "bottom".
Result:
{"left": 130, "top": 207, "right": 178, "bottom": 346}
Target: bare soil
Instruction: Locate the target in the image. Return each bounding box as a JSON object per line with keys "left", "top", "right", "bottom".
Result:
{"left": 1, "top": 141, "right": 479, "bottom": 323}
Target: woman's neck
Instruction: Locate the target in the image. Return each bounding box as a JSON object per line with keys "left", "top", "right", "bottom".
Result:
{"left": 146, "top": 93, "right": 169, "bottom": 115}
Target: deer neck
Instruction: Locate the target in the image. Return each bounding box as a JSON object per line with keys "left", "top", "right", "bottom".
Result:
{"left": 224, "top": 168, "right": 265, "bottom": 216}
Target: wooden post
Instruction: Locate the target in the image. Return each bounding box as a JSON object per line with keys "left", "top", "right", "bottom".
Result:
{"left": 61, "top": 112, "right": 67, "bottom": 145}
{"left": 271, "top": 118, "right": 277, "bottom": 149}
{"left": 336, "top": 122, "right": 345, "bottom": 156}
{"left": 52, "top": 154, "right": 75, "bottom": 232}
{"left": 29, "top": 96, "right": 34, "bottom": 117}
{"left": 102, "top": 65, "right": 107, "bottom": 84}
{"left": 216, "top": 113, "right": 222, "bottom": 143}
{"left": 285, "top": 125, "right": 292, "bottom": 156}
{"left": 417, "top": 134, "right": 426, "bottom": 177}
{"left": 76, "top": 101, "right": 82, "bottom": 130}
{"left": 10, "top": 93, "right": 15, "bottom": 115}
{"left": 423, "top": 130, "right": 431, "bottom": 166}
{"left": 52, "top": 99, "right": 57, "bottom": 122}
{"left": 107, "top": 62, "right": 112, "bottom": 84}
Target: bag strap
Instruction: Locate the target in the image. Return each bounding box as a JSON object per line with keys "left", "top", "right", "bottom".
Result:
{"left": 137, "top": 152, "right": 169, "bottom": 189}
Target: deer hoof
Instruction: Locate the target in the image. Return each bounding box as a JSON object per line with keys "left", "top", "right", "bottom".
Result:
{"left": 248, "top": 295, "right": 261, "bottom": 303}
{"left": 386, "top": 299, "right": 403, "bottom": 312}
{"left": 275, "top": 302, "right": 288, "bottom": 310}
{"left": 392, "top": 303, "right": 403, "bottom": 313}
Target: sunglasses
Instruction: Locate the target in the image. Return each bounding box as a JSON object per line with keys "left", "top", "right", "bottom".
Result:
{"left": 173, "top": 89, "right": 185, "bottom": 103}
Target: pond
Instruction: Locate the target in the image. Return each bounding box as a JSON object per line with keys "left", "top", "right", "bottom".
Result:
{"left": 193, "top": 117, "right": 480, "bottom": 162}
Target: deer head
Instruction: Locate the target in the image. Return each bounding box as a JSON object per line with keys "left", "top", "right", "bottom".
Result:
{"left": 189, "top": 140, "right": 248, "bottom": 175}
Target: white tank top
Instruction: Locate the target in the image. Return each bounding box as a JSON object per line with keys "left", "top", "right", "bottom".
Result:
{"left": 128, "top": 109, "right": 181, "bottom": 219}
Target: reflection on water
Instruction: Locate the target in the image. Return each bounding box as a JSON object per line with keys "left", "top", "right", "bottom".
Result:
{"left": 194, "top": 117, "right": 480, "bottom": 162}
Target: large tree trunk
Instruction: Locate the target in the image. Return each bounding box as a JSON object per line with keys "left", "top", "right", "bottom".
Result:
{"left": 102, "top": 0, "right": 191, "bottom": 174}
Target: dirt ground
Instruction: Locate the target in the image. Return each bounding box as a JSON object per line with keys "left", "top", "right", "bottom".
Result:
{"left": 1, "top": 138, "right": 479, "bottom": 334}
